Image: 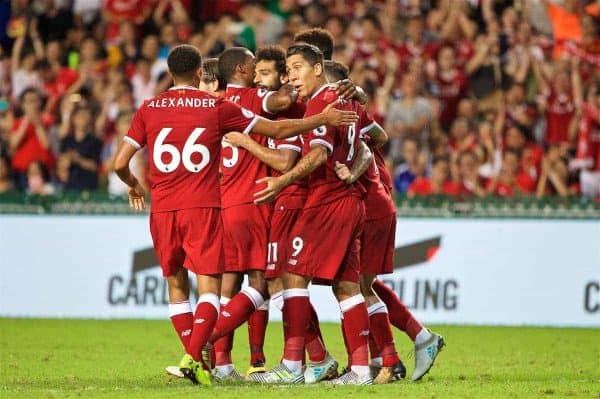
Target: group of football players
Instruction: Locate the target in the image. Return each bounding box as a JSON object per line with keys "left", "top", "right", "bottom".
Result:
{"left": 114, "top": 27, "right": 444, "bottom": 387}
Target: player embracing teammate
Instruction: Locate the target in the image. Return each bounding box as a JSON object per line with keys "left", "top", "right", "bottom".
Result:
{"left": 116, "top": 28, "right": 445, "bottom": 387}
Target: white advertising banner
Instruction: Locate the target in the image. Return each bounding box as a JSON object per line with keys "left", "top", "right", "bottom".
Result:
{"left": 0, "top": 215, "right": 598, "bottom": 326}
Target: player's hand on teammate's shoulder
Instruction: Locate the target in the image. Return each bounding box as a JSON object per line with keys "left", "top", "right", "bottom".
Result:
{"left": 254, "top": 176, "right": 285, "bottom": 205}
{"left": 223, "top": 132, "right": 249, "bottom": 148}
{"left": 335, "top": 161, "right": 354, "bottom": 184}
{"left": 128, "top": 182, "right": 146, "bottom": 211}
{"left": 322, "top": 99, "right": 359, "bottom": 126}
{"left": 335, "top": 79, "right": 357, "bottom": 100}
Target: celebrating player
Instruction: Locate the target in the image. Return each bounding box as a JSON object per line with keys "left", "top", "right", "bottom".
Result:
{"left": 223, "top": 45, "right": 337, "bottom": 384}
{"left": 253, "top": 43, "right": 375, "bottom": 385}
{"left": 113, "top": 44, "right": 359, "bottom": 387}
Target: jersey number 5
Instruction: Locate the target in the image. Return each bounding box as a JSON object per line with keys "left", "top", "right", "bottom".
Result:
{"left": 153, "top": 127, "right": 209, "bottom": 173}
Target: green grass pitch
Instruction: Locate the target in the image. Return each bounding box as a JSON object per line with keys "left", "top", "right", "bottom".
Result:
{"left": 1, "top": 319, "right": 599, "bottom": 398}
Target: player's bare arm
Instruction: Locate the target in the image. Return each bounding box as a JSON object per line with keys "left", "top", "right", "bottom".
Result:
{"left": 254, "top": 145, "right": 328, "bottom": 204}
{"left": 114, "top": 141, "right": 146, "bottom": 211}
{"left": 265, "top": 84, "right": 299, "bottom": 113}
{"left": 224, "top": 132, "right": 299, "bottom": 172}
{"left": 252, "top": 100, "right": 357, "bottom": 139}
{"left": 335, "top": 140, "right": 373, "bottom": 184}
{"left": 363, "top": 121, "right": 388, "bottom": 148}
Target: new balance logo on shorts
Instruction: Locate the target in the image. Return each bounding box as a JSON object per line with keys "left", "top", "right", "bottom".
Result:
{"left": 359, "top": 330, "right": 370, "bottom": 337}
{"left": 194, "top": 319, "right": 205, "bottom": 324}
{"left": 221, "top": 311, "right": 231, "bottom": 318}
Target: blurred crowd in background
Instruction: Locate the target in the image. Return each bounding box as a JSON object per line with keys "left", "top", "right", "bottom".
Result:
{"left": 1, "top": 0, "right": 600, "bottom": 200}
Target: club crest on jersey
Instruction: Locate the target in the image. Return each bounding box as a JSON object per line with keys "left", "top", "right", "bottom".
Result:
{"left": 313, "top": 126, "right": 327, "bottom": 136}
{"left": 241, "top": 107, "right": 255, "bottom": 119}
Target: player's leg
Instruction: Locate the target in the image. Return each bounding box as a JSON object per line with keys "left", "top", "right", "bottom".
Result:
{"left": 210, "top": 205, "right": 269, "bottom": 344}
{"left": 327, "top": 278, "right": 372, "bottom": 386}
{"left": 183, "top": 273, "right": 221, "bottom": 386}
{"left": 176, "top": 207, "right": 226, "bottom": 386}
{"left": 361, "top": 273, "right": 404, "bottom": 383}
{"left": 246, "top": 270, "right": 269, "bottom": 370}
{"left": 165, "top": 268, "right": 193, "bottom": 378}
{"left": 149, "top": 211, "right": 194, "bottom": 378}
{"left": 251, "top": 271, "right": 310, "bottom": 384}
{"left": 371, "top": 213, "right": 445, "bottom": 381}
{"left": 212, "top": 272, "right": 244, "bottom": 381}
{"left": 373, "top": 279, "right": 445, "bottom": 381}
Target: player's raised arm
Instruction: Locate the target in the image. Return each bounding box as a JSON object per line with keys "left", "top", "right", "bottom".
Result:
{"left": 251, "top": 99, "right": 357, "bottom": 139}
{"left": 254, "top": 145, "right": 328, "bottom": 204}
{"left": 223, "top": 132, "right": 299, "bottom": 172}
{"left": 334, "top": 140, "right": 373, "bottom": 184}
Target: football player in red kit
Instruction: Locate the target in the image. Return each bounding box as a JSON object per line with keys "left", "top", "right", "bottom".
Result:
{"left": 253, "top": 44, "right": 375, "bottom": 385}
{"left": 223, "top": 45, "right": 337, "bottom": 384}
{"left": 326, "top": 61, "right": 445, "bottom": 382}
{"left": 113, "top": 44, "right": 359, "bottom": 386}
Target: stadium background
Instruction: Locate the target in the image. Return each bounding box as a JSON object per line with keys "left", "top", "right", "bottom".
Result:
{"left": 0, "top": 0, "right": 599, "bottom": 398}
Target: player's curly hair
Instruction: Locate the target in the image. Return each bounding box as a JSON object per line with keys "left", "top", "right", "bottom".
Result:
{"left": 167, "top": 45, "right": 202, "bottom": 80}
{"left": 294, "top": 28, "right": 334, "bottom": 60}
{"left": 255, "top": 46, "right": 287, "bottom": 75}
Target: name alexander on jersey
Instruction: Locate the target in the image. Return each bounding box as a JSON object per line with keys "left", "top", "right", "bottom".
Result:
{"left": 147, "top": 97, "right": 218, "bottom": 108}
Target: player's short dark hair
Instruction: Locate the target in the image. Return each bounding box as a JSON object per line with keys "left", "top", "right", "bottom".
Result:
{"left": 256, "top": 46, "right": 286, "bottom": 75}
{"left": 218, "top": 47, "right": 253, "bottom": 83}
{"left": 323, "top": 60, "right": 349, "bottom": 82}
{"left": 286, "top": 43, "right": 324, "bottom": 67}
{"left": 202, "top": 58, "right": 225, "bottom": 89}
{"left": 293, "top": 28, "right": 334, "bottom": 60}
{"left": 167, "top": 45, "right": 202, "bottom": 80}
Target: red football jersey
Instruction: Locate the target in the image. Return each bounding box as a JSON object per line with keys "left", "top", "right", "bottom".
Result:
{"left": 268, "top": 99, "right": 308, "bottom": 210}
{"left": 303, "top": 84, "right": 364, "bottom": 209}
{"left": 357, "top": 107, "right": 396, "bottom": 220}
{"left": 543, "top": 89, "right": 576, "bottom": 145}
{"left": 221, "top": 84, "right": 274, "bottom": 208}
{"left": 125, "top": 86, "right": 261, "bottom": 212}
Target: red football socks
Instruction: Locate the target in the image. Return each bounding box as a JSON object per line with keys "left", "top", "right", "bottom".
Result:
{"left": 248, "top": 302, "right": 269, "bottom": 365}
{"left": 168, "top": 301, "right": 194, "bottom": 353}
{"left": 367, "top": 302, "right": 400, "bottom": 367}
{"left": 339, "top": 295, "right": 369, "bottom": 367}
{"left": 210, "top": 286, "right": 264, "bottom": 343}
{"left": 282, "top": 289, "right": 310, "bottom": 363}
{"left": 373, "top": 279, "right": 424, "bottom": 341}
{"left": 188, "top": 294, "right": 220, "bottom": 367}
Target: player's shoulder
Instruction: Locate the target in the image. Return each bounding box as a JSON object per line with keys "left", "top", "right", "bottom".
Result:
{"left": 313, "top": 84, "right": 338, "bottom": 102}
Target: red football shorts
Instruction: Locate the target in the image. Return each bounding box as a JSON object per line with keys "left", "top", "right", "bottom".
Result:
{"left": 265, "top": 207, "right": 302, "bottom": 280}
{"left": 222, "top": 203, "right": 271, "bottom": 272}
{"left": 360, "top": 214, "right": 396, "bottom": 275}
{"left": 149, "top": 207, "right": 224, "bottom": 277}
{"left": 286, "top": 196, "right": 365, "bottom": 283}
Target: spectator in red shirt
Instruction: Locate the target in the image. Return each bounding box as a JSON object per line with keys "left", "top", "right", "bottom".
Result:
{"left": 455, "top": 151, "right": 486, "bottom": 197}
{"left": 9, "top": 88, "right": 55, "bottom": 189}
{"left": 536, "top": 147, "right": 580, "bottom": 198}
{"left": 35, "top": 59, "right": 80, "bottom": 115}
{"left": 427, "top": 45, "right": 468, "bottom": 130}
{"left": 408, "top": 155, "right": 459, "bottom": 197}
{"left": 486, "top": 149, "right": 535, "bottom": 197}
{"left": 533, "top": 56, "right": 582, "bottom": 146}
{"left": 395, "top": 14, "right": 438, "bottom": 72}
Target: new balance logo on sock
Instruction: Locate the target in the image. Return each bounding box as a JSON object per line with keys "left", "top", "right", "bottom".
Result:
{"left": 359, "top": 330, "right": 370, "bottom": 337}
{"left": 181, "top": 329, "right": 192, "bottom": 337}
{"left": 221, "top": 311, "right": 231, "bottom": 318}
{"left": 194, "top": 318, "right": 205, "bottom": 324}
